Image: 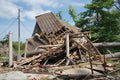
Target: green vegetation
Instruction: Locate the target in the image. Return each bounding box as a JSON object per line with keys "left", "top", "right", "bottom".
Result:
{"left": 0, "top": 34, "right": 25, "bottom": 54}
{"left": 56, "top": 11, "right": 62, "bottom": 20}
{"left": 13, "top": 41, "right": 25, "bottom": 54}
{"left": 0, "top": 57, "right": 8, "bottom": 62}
{"left": 0, "top": 34, "right": 9, "bottom": 45}
{"left": 107, "top": 58, "right": 120, "bottom": 69}
{"left": 0, "top": 34, "right": 25, "bottom": 62}
{"left": 69, "top": 0, "right": 120, "bottom": 42}
{"left": 68, "top": 0, "right": 120, "bottom": 53}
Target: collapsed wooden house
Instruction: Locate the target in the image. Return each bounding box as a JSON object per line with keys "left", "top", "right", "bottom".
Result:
{"left": 15, "top": 12, "right": 105, "bottom": 77}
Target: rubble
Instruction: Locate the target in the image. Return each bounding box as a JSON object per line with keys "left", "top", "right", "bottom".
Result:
{"left": 14, "top": 12, "right": 113, "bottom": 79}
{"left": 0, "top": 44, "right": 8, "bottom": 57}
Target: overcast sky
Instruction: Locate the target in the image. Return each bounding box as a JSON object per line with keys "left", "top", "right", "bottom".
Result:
{"left": 0, "top": 0, "right": 91, "bottom": 42}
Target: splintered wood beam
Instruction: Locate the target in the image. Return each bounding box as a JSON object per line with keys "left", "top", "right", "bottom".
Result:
{"left": 24, "top": 39, "right": 28, "bottom": 58}
{"left": 36, "top": 44, "right": 61, "bottom": 48}
{"left": 88, "top": 52, "right": 94, "bottom": 75}
{"left": 19, "top": 43, "right": 66, "bottom": 66}
{"left": 43, "top": 59, "right": 49, "bottom": 66}
{"left": 17, "top": 54, "right": 42, "bottom": 66}
{"left": 71, "top": 39, "right": 88, "bottom": 51}
{"left": 55, "top": 59, "right": 65, "bottom": 66}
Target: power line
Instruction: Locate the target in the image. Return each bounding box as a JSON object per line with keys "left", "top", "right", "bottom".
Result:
{"left": 20, "top": 9, "right": 33, "bottom": 34}
{"left": 0, "top": 18, "right": 17, "bottom": 36}
{"left": 21, "top": 21, "right": 32, "bottom": 34}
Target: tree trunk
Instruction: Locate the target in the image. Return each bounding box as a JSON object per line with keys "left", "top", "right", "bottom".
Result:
{"left": 105, "top": 52, "right": 120, "bottom": 58}
{"left": 93, "top": 42, "right": 120, "bottom": 48}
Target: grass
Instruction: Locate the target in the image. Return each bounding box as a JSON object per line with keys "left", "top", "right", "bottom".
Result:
{"left": 107, "top": 58, "right": 120, "bottom": 67}
{"left": 13, "top": 48, "right": 25, "bottom": 54}
{"left": 106, "top": 58, "right": 120, "bottom": 74}
{"left": 0, "top": 57, "right": 9, "bottom": 62}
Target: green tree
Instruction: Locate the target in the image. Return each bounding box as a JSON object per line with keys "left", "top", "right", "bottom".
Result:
{"left": 56, "top": 11, "right": 62, "bottom": 20}
{"left": 69, "top": 5, "right": 77, "bottom": 23}
{"left": 69, "top": 0, "right": 120, "bottom": 42}
{"left": 0, "top": 34, "right": 9, "bottom": 45}
{"left": 13, "top": 41, "right": 25, "bottom": 50}
{"left": 13, "top": 41, "right": 25, "bottom": 53}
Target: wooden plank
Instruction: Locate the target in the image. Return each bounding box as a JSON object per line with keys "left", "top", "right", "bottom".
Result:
{"left": 24, "top": 39, "right": 28, "bottom": 58}
{"left": 16, "top": 54, "right": 42, "bottom": 66}
{"left": 66, "top": 33, "right": 70, "bottom": 65}
{"left": 36, "top": 44, "right": 61, "bottom": 48}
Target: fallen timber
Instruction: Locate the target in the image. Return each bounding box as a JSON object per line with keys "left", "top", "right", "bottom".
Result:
{"left": 105, "top": 52, "right": 120, "bottom": 58}
{"left": 24, "top": 42, "right": 120, "bottom": 57}
{"left": 14, "top": 12, "right": 109, "bottom": 79}
{"left": 93, "top": 42, "right": 120, "bottom": 48}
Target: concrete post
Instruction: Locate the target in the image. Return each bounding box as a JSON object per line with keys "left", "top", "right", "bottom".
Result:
{"left": 9, "top": 32, "right": 13, "bottom": 66}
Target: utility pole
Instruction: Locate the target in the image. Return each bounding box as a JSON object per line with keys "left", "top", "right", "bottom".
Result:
{"left": 18, "top": 9, "right": 20, "bottom": 60}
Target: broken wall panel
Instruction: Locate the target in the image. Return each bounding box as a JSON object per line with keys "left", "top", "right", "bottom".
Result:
{"left": 27, "top": 37, "right": 49, "bottom": 51}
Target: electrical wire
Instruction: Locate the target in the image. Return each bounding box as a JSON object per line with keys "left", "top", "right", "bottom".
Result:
{"left": 0, "top": 18, "right": 17, "bottom": 36}
{"left": 21, "top": 21, "right": 32, "bottom": 34}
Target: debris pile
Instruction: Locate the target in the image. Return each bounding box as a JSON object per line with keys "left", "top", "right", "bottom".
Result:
{"left": 14, "top": 12, "right": 105, "bottom": 79}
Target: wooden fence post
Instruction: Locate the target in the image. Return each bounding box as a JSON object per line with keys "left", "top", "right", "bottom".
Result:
{"left": 66, "top": 33, "right": 70, "bottom": 65}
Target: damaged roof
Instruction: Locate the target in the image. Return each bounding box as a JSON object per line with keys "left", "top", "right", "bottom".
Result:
{"left": 33, "top": 12, "right": 80, "bottom": 36}
{"left": 35, "top": 12, "right": 65, "bottom": 35}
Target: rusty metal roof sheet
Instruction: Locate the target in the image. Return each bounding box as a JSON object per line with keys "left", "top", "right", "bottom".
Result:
{"left": 36, "top": 12, "right": 64, "bottom": 35}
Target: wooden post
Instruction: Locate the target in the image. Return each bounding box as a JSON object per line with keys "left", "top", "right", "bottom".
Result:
{"left": 66, "top": 33, "right": 70, "bottom": 65}
{"left": 103, "top": 55, "right": 107, "bottom": 74}
{"left": 24, "top": 39, "right": 28, "bottom": 58}
{"left": 9, "top": 32, "right": 13, "bottom": 66}
{"left": 88, "top": 52, "right": 93, "bottom": 75}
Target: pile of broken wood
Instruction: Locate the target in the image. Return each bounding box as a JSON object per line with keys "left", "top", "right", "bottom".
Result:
{"left": 14, "top": 33, "right": 105, "bottom": 77}
{"left": 13, "top": 12, "right": 109, "bottom": 79}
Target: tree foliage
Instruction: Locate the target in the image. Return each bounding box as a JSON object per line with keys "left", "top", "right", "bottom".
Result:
{"left": 13, "top": 41, "right": 25, "bottom": 50}
{"left": 56, "top": 11, "right": 62, "bottom": 20}
{"left": 0, "top": 34, "right": 9, "bottom": 45}
{"left": 69, "top": 5, "right": 77, "bottom": 22}
{"left": 114, "top": 0, "right": 120, "bottom": 10}
{"left": 0, "top": 35, "right": 25, "bottom": 53}
{"left": 69, "top": 0, "right": 120, "bottom": 42}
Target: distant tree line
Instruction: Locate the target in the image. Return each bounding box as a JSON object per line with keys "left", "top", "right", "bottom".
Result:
{"left": 0, "top": 34, "right": 25, "bottom": 53}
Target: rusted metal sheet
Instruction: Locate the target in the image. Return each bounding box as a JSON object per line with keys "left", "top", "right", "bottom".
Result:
{"left": 36, "top": 12, "right": 64, "bottom": 35}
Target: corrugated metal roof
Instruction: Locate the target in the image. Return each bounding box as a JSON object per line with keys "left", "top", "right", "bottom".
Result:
{"left": 36, "top": 12, "right": 64, "bottom": 35}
